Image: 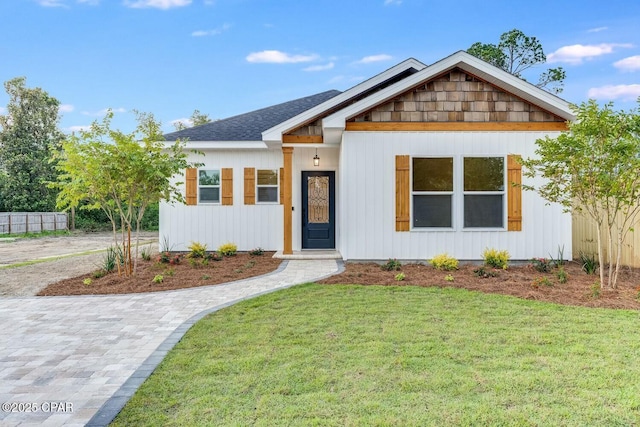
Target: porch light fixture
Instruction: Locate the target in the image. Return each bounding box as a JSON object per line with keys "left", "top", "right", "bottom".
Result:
{"left": 313, "top": 149, "right": 320, "bottom": 167}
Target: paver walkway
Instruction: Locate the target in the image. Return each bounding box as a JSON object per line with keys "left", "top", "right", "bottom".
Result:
{"left": 0, "top": 259, "right": 340, "bottom": 426}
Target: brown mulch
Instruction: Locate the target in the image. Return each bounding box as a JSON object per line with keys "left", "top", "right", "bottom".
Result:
{"left": 37, "top": 252, "right": 282, "bottom": 296}
{"left": 317, "top": 261, "right": 640, "bottom": 310}
{"left": 37, "top": 253, "right": 640, "bottom": 310}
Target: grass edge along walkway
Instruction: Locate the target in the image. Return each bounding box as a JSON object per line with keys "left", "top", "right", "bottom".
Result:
{"left": 113, "top": 283, "right": 640, "bottom": 426}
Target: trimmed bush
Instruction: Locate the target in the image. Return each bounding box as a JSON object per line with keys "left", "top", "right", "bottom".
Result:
{"left": 482, "top": 248, "right": 510, "bottom": 270}
{"left": 429, "top": 253, "right": 459, "bottom": 271}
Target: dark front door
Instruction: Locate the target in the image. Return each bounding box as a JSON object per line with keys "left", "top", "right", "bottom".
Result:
{"left": 302, "top": 171, "right": 335, "bottom": 249}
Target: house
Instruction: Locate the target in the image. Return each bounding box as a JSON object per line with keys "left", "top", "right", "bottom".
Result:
{"left": 160, "top": 51, "right": 575, "bottom": 260}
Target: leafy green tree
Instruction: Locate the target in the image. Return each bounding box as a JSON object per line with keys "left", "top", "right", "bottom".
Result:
{"left": 0, "top": 77, "right": 63, "bottom": 212}
{"left": 54, "top": 110, "right": 200, "bottom": 274}
{"left": 467, "top": 29, "right": 566, "bottom": 94}
{"left": 521, "top": 100, "right": 640, "bottom": 289}
{"left": 173, "top": 109, "right": 211, "bottom": 131}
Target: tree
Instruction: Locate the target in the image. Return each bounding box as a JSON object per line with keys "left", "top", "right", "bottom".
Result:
{"left": 467, "top": 29, "right": 566, "bottom": 94}
{"left": 173, "top": 109, "right": 211, "bottom": 131}
{"left": 54, "top": 110, "right": 200, "bottom": 274}
{"left": 520, "top": 99, "right": 640, "bottom": 289}
{"left": 0, "top": 77, "right": 63, "bottom": 212}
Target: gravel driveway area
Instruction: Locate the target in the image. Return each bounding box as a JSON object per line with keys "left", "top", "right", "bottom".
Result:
{"left": 0, "top": 232, "right": 158, "bottom": 297}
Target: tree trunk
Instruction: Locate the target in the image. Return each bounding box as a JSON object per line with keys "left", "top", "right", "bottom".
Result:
{"left": 596, "top": 222, "right": 605, "bottom": 288}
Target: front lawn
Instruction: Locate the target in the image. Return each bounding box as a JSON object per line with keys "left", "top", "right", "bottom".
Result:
{"left": 113, "top": 284, "right": 640, "bottom": 426}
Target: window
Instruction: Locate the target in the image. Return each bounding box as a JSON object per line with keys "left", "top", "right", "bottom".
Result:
{"left": 411, "top": 156, "right": 506, "bottom": 229}
{"left": 257, "top": 169, "right": 278, "bottom": 203}
{"left": 412, "top": 157, "right": 453, "bottom": 228}
{"left": 199, "top": 169, "right": 220, "bottom": 203}
{"left": 463, "top": 157, "right": 504, "bottom": 228}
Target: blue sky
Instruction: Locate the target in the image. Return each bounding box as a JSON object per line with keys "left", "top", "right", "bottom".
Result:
{"left": 1, "top": 0, "right": 640, "bottom": 134}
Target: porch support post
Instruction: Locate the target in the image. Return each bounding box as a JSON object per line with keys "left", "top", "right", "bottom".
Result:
{"left": 283, "top": 147, "right": 294, "bottom": 255}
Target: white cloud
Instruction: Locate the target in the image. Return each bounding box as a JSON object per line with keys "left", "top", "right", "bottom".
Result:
{"left": 66, "top": 125, "right": 91, "bottom": 133}
{"left": 303, "top": 62, "right": 335, "bottom": 72}
{"left": 82, "top": 107, "right": 127, "bottom": 116}
{"left": 354, "top": 54, "right": 393, "bottom": 64}
{"left": 124, "top": 0, "right": 191, "bottom": 9}
{"left": 191, "top": 23, "right": 231, "bottom": 37}
{"left": 170, "top": 118, "right": 192, "bottom": 128}
{"left": 614, "top": 55, "right": 640, "bottom": 72}
{"left": 35, "top": 0, "right": 67, "bottom": 7}
{"left": 59, "top": 104, "right": 74, "bottom": 113}
{"left": 77, "top": 0, "right": 100, "bottom": 4}
{"left": 587, "top": 26, "right": 608, "bottom": 33}
{"left": 246, "top": 50, "right": 318, "bottom": 64}
{"left": 384, "top": 0, "right": 402, "bottom": 4}
{"left": 587, "top": 84, "right": 640, "bottom": 100}
{"left": 547, "top": 43, "right": 633, "bottom": 64}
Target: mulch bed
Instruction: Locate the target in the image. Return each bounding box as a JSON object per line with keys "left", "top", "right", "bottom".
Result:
{"left": 38, "top": 253, "right": 640, "bottom": 310}
{"left": 317, "top": 261, "right": 640, "bottom": 310}
{"left": 37, "top": 252, "right": 282, "bottom": 296}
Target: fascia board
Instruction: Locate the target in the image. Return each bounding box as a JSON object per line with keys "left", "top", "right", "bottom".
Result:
{"left": 261, "top": 58, "right": 427, "bottom": 143}
{"left": 322, "top": 51, "right": 574, "bottom": 132}
{"left": 162, "top": 141, "right": 268, "bottom": 150}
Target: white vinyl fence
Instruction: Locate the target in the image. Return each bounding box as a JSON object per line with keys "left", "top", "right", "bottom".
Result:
{"left": 0, "top": 212, "right": 68, "bottom": 235}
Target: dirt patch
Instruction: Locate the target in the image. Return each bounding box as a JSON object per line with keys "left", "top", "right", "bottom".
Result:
{"left": 317, "top": 262, "right": 640, "bottom": 310}
{"left": 37, "top": 252, "right": 283, "bottom": 296}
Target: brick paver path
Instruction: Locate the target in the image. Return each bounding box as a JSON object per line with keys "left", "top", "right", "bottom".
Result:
{"left": 0, "top": 259, "right": 339, "bottom": 426}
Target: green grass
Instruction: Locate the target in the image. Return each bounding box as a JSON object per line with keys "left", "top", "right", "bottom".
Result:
{"left": 113, "top": 284, "right": 640, "bottom": 426}
{"left": 1, "top": 230, "right": 71, "bottom": 240}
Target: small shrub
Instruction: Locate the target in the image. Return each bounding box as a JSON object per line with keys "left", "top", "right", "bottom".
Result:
{"left": 482, "top": 248, "right": 510, "bottom": 270}
{"left": 83, "top": 278, "right": 92, "bottom": 286}
{"left": 473, "top": 266, "right": 498, "bottom": 278}
{"left": 92, "top": 269, "right": 107, "bottom": 279}
{"left": 444, "top": 274, "right": 454, "bottom": 282}
{"left": 206, "top": 252, "right": 223, "bottom": 262}
{"left": 153, "top": 274, "right": 164, "bottom": 284}
{"left": 201, "top": 274, "right": 211, "bottom": 280}
{"left": 556, "top": 267, "right": 568, "bottom": 284}
{"left": 590, "top": 281, "right": 601, "bottom": 299}
{"left": 580, "top": 252, "right": 598, "bottom": 275}
{"left": 188, "top": 258, "right": 202, "bottom": 268}
{"left": 169, "top": 255, "right": 181, "bottom": 265}
{"left": 218, "top": 242, "right": 238, "bottom": 257}
{"left": 244, "top": 260, "right": 256, "bottom": 269}
{"left": 157, "top": 251, "right": 171, "bottom": 264}
{"left": 381, "top": 259, "right": 402, "bottom": 271}
{"left": 532, "top": 276, "right": 552, "bottom": 288}
{"left": 163, "top": 267, "right": 175, "bottom": 277}
{"left": 187, "top": 241, "right": 207, "bottom": 259}
{"left": 103, "top": 246, "right": 119, "bottom": 272}
{"left": 530, "top": 257, "right": 553, "bottom": 273}
{"left": 550, "top": 245, "right": 566, "bottom": 267}
{"left": 140, "top": 245, "right": 152, "bottom": 262}
{"left": 395, "top": 272, "right": 405, "bottom": 281}
{"left": 249, "top": 247, "right": 265, "bottom": 256}
{"left": 430, "top": 253, "right": 459, "bottom": 271}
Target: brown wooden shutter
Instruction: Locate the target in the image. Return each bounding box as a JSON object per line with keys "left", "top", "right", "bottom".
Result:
{"left": 221, "top": 168, "right": 233, "bottom": 206}
{"left": 507, "top": 155, "right": 522, "bottom": 231}
{"left": 279, "top": 167, "right": 284, "bottom": 205}
{"left": 395, "top": 155, "right": 410, "bottom": 231}
{"left": 244, "top": 167, "right": 255, "bottom": 205}
{"left": 185, "top": 168, "right": 197, "bottom": 206}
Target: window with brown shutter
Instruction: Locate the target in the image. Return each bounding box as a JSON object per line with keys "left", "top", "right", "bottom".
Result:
{"left": 244, "top": 167, "right": 255, "bottom": 205}
{"left": 221, "top": 168, "right": 233, "bottom": 206}
{"left": 507, "top": 155, "right": 522, "bottom": 231}
{"left": 395, "top": 155, "right": 410, "bottom": 231}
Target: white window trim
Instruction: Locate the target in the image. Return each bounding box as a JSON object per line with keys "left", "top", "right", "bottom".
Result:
{"left": 256, "top": 169, "right": 279, "bottom": 204}
{"left": 410, "top": 155, "right": 508, "bottom": 232}
{"left": 198, "top": 169, "right": 221, "bottom": 205}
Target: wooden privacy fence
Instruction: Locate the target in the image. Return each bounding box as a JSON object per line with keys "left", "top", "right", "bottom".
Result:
{"left": 573, "top": 212, "right": 640, "bottom": 268}
{"left": 0, "top": 212, "right": 68, "bottom": 235}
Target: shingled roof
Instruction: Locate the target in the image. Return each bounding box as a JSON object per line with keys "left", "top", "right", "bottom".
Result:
{"left": 163, "top": 90, "right": 342, "bottom": 142}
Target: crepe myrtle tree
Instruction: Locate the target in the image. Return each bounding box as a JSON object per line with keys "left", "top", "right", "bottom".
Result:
{"left": 520, "top": 99, "right": 640, "bottom": 289}
{"left": 467, "top": 29, "right": 566, "bottom": 94}
{"left": 53, "top": 110, "right": 202, "bottom": 275}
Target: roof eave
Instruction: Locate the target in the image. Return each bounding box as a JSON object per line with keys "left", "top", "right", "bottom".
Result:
{"left": 261, "top": 57, "right": 428, "bottom": 143}
{"left": 162, "top": 140, "right": 269, "bottom": 150}
{"left": 322, "top": 51, "right": 574, "bottom": 135}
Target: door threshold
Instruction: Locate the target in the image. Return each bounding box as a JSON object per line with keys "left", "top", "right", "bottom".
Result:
{"left": 273, "top": 250, "right": 342, "bottom": 260}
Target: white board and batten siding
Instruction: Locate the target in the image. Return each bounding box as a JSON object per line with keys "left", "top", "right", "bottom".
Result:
{"left": 339, "top": 131, "right": 572, "bottom": 261}
{"left": 159, "top": 149, "right": 283, "bottom": 252}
